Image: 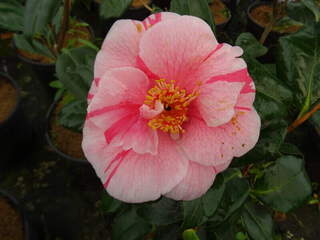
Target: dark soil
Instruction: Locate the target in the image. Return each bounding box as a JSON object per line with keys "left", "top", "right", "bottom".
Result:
{"left": 0, "top": 197, "right": 24, "bottom": 240}
{"left": 0, "top": 77, "right": 16, "bottom": 123}
{"left": 50, "top": 101, "right": 85, "bottom": 160}
{"left": 210, "top": 0, "right": 230, "bottom": 25}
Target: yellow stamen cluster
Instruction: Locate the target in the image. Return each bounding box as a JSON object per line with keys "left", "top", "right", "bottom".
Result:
{"left": 145, "top": 79, "right": 199, "bottom": 134}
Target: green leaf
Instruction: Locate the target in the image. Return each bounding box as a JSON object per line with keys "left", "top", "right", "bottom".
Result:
{"left": 201, "top": 174, "right": 225, "bottom": 217}
{"left": 277, "top": 23, "right": 320, "bottom": 117}
{"left": 112, "top": 207, "right": 151, "bottom": 240}
{"left": 56, "top": 47, "right": 96, "bottom": 100}
{"left": 137, "top": 197, "right": 182, "bottom": 225}
{"left": 101, "top": 191, "right": 123, "bottom": 213}
{"left": 99, "top": 0, "right": 132, "bottom": 19}
{"left": 182, "top": 229, "right": 200, "bottom": 240}
{"left": 279, "top": 143, "right": 303, "bottom": 157}
{"left": 182, "top": 198, "right": 206, "bottom": 229}
{"left": 13, "top": 34, "right": 55, "bottom": 59}
{"left": 254, "top": 156, "right": 312, "bottom": 213}
{"left": 209, "top": 175, "right": 249, "bottom": 226}
{"left": 170, "top": 0, "right": 215, "bottom": 32}
{"left": 59, "top": 99, "right": 87, "bottom": 131}
{"left": 287, "top": 1, "right": 315, "bottom": 25}
{"left": 301, "top": 0, "right": 320, "bottom": 22}
{"left": 0, "top": 0, "right": 24, "bottom": 32}
{"left": 23, "top": 0, "right": 61, "bottom": 37}
{"left": 154, "top": 224, "right": 180, "bottom": 240}
{"left": 235, "top": 32, "right": 268, "bottom": 59}
{"left": 242, "top": 202, "right": 274, "bottom": 240}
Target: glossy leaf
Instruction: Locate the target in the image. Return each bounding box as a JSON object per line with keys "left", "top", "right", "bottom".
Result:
{"left": 182, "top": 198, "right": 206, "bottom": 229}
{"left": 182, "top": 229, "right": 200, "bottom": 240}
{"left": 301, "top": 0, "right": 320, "bottom": 22}
{"left": 0, "top": 0, "right": 24, "bottom": 32}
{"left": 59, "top": 99, "right": 87, "bottom": 131}
{"left": 287, "top": 1, "right": 315, "bottom": 24}
{"left": 277, "top": 23, "right": 320, "bottom": 117}
{"left": 279, "top": 143, "right": 303, "bottom": 157}
{"left": 170, "top": 0, "right": 215, "bottom": 32}
{"left": 201, "top": 174, "right": 225, "bottom": 217}
{"left": 100, "top": 0, "right": 132, "bottom": 19}
{"left": 242, "top": 202, "right": 274, "bottom": 240}
{"left": 137, "top": 197, "right": 182, "bottom": 225}
{"left": 155, "top": 224, "right": 181, "bottom": 240}
{"left": 112, "top": 207, "right": 151, "bottom": 240}
{"left": 13, "top": 34, "right": 55, "bottom": 59}
{"left": 101, "top": 191, "right": 123, "bottom": 213}
{"left": 235, "top": 32, "right": 267, "bottom": 59}
{"left": 56, "top": 47, "right": 96, "bottom": 100}
{"left": 23, "top": 0, "right": 61, "bottom": 36}
{"left": 254, "top": 156, "right": 312, "bottom": 213}
{"left": 208, "top": 174, "right": 249, "bottom": 226}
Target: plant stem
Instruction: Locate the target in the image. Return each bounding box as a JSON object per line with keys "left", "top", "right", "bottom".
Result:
{"left": 288, "top": 103, "right": 320, "bottom": 133}
{"left": 139, "top": 0, "right": 153, "bottom": 12}
{"left": 57, "top": 0, "right": 71, "bottom": 53}
{"left": 259, "top": 0, "right": 278, "bottom": 44}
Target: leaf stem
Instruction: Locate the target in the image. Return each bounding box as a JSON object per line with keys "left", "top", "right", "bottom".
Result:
{"left": 259, "top": 0, "right": 278, "bottom": 44}
{"left": 288, "top": 103, "right": 320, "bottom": 132}
{"left": 57, "top": 0, "right": 71, "bottom": 53}
{"left": 139, "top": 0, "right": 153, "bottom": 12}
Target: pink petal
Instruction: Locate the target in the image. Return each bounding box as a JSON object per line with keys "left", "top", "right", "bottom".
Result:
{"left": 219, "top": 108, "right": 261, "bottom": 157}
{"left": 82, "top": 119, "right": 123, "bottom": 179}
{"left": 177, "top": 117, "right": 234, "bottom": 167}
{"left": 105, "top": 133, "right": 189, "bottom": 203}
{"left": 87, "top": 67, "right": 149, "bottom": 128}
{"left": 139, "top": 15, "right": 218, "bottom": 87}
{"left": 165, "top": 161, "right": 216, "bottom": 201}
{"left": 197, "top": 81, "right": 244, "bottom": 127}
{"left": 141, "top": 12, "right": 180, "bottom": 30}
{"left": 189, "top": 43, "right": 247, "bottom": 85}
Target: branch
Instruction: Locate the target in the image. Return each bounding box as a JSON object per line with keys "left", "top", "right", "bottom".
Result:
{"left": 57, "top": 0, "right": 71, "bottom": 53}
{"left": 288, "top": 103, "right": 320, "bottom": 133}
{"left": 139, "top": 0, "right": 153, "bottom": 12}
{"left": 259, "top": 0, "right": 278, "bottom": 44}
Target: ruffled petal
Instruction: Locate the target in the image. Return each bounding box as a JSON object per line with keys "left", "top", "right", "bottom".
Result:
{"left": 139, "top": 15, "right": 218, "bottom": 87}
{"left": 177, "top": 117, "right": 234, "bottom": 167}
{"left": 86, "top": 67, "right": 159, "bottom": 154}
{"left": 104, "top": 133, "right": 189, "bottom": 203}
{"left": 165, "top": 161, "right": 216, "bottom": 201}
{"left": 197, "top": 81, "right": 244, "bottom": 127}
{"left": 219, "top": 108, "right": 261, "bottom": 157}
{"left": 189, "top": 43, "right": 247, "bottom": 85}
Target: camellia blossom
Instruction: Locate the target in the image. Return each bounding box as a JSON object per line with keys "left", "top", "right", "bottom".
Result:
{"left": 82, "top": 12, "right": 261, "bottom": 203}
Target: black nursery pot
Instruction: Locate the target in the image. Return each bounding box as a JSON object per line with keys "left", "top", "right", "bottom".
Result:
{"left": 246, "top": 1, "right": 281, "bottom": 46}
{"left": 0, "top": 190, "right": 37, "bottom": 240}
{"left": 13, "top": 39, "right": 55, "bottom": 82}
{"left": 0, "top": 72, "right": 32, "bottom": 168}
{"left": 45, "top": 99, "right": 88, "bottom": 165}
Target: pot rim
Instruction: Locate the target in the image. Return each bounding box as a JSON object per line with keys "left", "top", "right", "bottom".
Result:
{"left": 0, "top": 72, "right": 22, "bottom": 127}
{"left": 247, "top": 1, "right": 275, "bottom": 30}
{"left": 0, "top": 190, "right": 31, "bottom": 240}
{"left": 45, "top": 98, "right": 88, "bottom": 164}
{"left": 209, "top": 0, "right": 232, "bottom": 26}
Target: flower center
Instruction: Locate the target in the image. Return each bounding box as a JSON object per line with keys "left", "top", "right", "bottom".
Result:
{"left": 144, "top": 79, "right": 199, "bottom": 134}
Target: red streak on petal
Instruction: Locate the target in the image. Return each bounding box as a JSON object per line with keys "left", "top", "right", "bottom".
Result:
{"left": 136, "top": 56, "right": 160, "bottom": 80}
{"left": 94, "top": 77, "right": 101, "bottom": 87}
{"left": 86, "top": 103, "right": 138, "bottom": 119}
{"left": 87, "top": 93, "right": 94, "bottom": 100}
{"left": 202, "top": 43, "right": 224, "bottom": 63}
{"left": 235, "top": 106, "right": 251, "bottom": 111}
{"left": 148, "top": 13, "right": 162, "bottom": 25}
{"left": 104, "top": 114, "right": 137, "bottom": 144}
{"left": 103, "top": 150, "right": 130, "bottom": 188}
{"left": 207, "top": 69, "right": 256, "bottom": 94}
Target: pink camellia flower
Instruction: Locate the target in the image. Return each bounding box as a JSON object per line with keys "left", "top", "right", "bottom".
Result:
{"left": 82, "top": 12, "right": 260, "bottom": 203}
